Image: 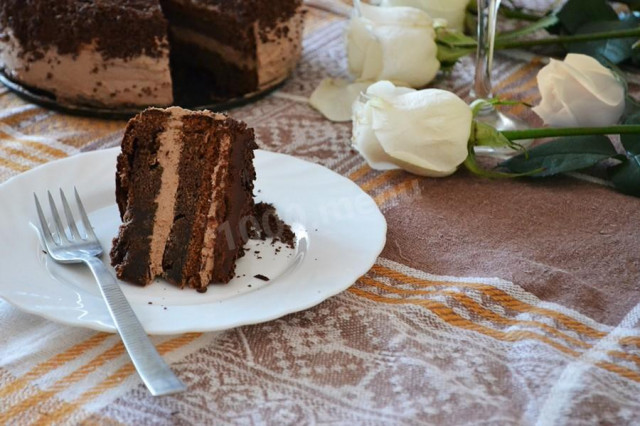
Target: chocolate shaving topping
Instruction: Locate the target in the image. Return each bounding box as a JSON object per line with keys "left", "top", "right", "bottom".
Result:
{"left": 0, "top": 0, "right": 168, "bottom": 60}
{"left": 0, "top": 0, "right": 302, "bottom": 61}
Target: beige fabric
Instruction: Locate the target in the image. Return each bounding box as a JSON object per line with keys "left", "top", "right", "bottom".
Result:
{"left": 1, "top": 3, "right": 640, "bottom": 425}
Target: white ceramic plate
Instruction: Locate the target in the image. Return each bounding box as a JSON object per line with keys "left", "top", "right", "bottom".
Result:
{"left": 0, "top": 148, "right": 386, "bottom": 335}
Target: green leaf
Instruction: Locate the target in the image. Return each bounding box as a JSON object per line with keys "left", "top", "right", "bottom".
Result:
{"left": 500, "top": 135, "right": 618, "bottom": 176}
{"left": 435, "top": 28, "right": 477, "bottom": 69}
{"left": 623, "top": 88, "right": 640, "bottom": 126}
{"left": 624, "top": 105, "right": 640, "bottom": 125}
{"left": 435, "top": 28, "right": 477, "bottom": 48}
{"left": 463, "top": 145, "right": 536, "bottom": 179}
{"left": 625, "top": 107, "right": 640, "bottom": 127}
{"left": 496, "top": 15, "right": 559, "bottom": 42}
{"left": 622, "top": 138, "right": 640, "bottom": 159}
{"left": 611, "top": 118, "right": 640, "bottom": 190}
{"left": 610, "top": 158, "right": 640, "bottom": 196}
{"left": 437, "top": 45, "right": 475, "bottom": 69}
{"left": 567, "top": 16, "right": 640, "bottom": 64}
{"left": 554, "top": 0, "right": 617, "bottom": 34}
{"left": 632, "top": 40, "right": 640, "bottom": 66}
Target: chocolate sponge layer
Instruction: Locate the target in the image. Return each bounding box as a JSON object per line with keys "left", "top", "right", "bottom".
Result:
{"left": 110, "top": 108, "right": 169, "bottom": 285}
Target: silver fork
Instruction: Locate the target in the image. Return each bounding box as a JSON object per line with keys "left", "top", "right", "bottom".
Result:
{"left": 34, "top": 188, "right": 187, "bottom": 396}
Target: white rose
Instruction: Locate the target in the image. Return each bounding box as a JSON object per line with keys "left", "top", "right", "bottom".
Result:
{"left": 352, "top": 81, "right": 472, "bottom": 177}
{"left": 378, "top": 0, "right": 469, "bottom": 32}
{"left": 533, "top": 53, "right": 625, "bottom": 128}
{"left": 347, "top": 2, "right": 440, "bottom": 88}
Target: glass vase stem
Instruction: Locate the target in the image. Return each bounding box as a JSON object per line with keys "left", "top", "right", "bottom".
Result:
{"left": 473, "top": 0, "right": 502, "bottom": 100}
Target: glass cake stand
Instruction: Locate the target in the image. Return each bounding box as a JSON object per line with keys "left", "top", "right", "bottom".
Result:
{"left": 0, "top": 70, "right": 285, "bottom": 120}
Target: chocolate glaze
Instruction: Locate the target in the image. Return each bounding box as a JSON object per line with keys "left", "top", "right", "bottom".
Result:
{"left": 210, "top": 121, "right": 257, "bottom": 284}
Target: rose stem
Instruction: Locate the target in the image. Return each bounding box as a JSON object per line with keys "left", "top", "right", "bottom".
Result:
{"left": 501, "top": 125, "right": 640, "bottom": 141}
{"left": 499, "top": 8, "right": 542, "bottom": 22}
{"left": 495, "top": 27, "right": 640, "bottom": 49}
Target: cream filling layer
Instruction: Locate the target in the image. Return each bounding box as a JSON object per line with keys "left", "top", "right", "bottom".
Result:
{"left": 0, "top": 28, "right": 173, "bottom": 107}
{"left": 255, "top": 7, "right": 305, "bottom": 88}
{"left": 199, "top": 134, "right": 232, "bottom": 285}
{"left": 148, "top": 107, "right": 188, "bottom": 279}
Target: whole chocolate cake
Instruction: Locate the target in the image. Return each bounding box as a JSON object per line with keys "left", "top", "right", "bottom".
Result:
{"left": 0, "top": 0, "right": 304, "bottom": 108}
{"left": 110, "top": 106, "right": 257, "bottom": 289}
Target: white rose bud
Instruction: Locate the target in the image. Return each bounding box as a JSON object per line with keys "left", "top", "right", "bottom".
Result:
{"left": 378, "top": 0, "right": 470, "bottom": 32}
{"left": 347, "top": 3, "right": 440, "bottom": 88}
{"left": 352, "top": 81, "right": 472, "bottom": 177}
{"left": 533, "top": 53, "right": 625, "bottom": 128}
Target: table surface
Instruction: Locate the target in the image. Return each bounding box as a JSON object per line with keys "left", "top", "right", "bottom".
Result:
{"left": 1, "top": 2, "right": 639, "bottom": 425}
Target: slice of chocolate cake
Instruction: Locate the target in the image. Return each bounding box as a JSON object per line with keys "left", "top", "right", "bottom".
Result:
{"left": 110, "top": 106, "right": 257, "bottom": 289}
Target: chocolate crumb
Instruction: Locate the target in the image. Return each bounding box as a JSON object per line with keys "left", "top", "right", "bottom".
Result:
{"left": 254, "top": 274, "right": 269, "bottom": 281}
{"left": 148, "top": 301, "right": 152, "bottom": 305}
{"left": 250, "top": 202, "right": 296, "bottom": 249}
{"left": 196, "top": 287, "right": 208, "bottom": 294}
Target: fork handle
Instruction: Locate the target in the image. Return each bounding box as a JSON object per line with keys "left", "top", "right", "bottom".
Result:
{"left": 82, "top": 256, "right": 187, "bottom": 396}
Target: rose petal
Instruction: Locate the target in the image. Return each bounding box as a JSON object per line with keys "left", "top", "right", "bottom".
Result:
{"left": 562, "top": 54, "right": 625, "bottom": 110}
{"left": 533, "top": 54, "right": 625, "bottom": 127}
{"left": 310, "top": 78, "right": 372, "bottom": 122}
{"left": 346, "top": 18, "right": 381, "bottom": 79}
{"left": 533, "top": 59, "right": 580, "bottom": 127}
{"left": 352, "top": 97, "right": 400, "bottom": 170}
{"left": 369, "top": 88, "right": 471, "bottom": 176}
{"left": 359, "top": 2, "right": 433, "bottom": 26}
{"left": 370, "top": 24, "right": 440, "bottom": 87}
{"left": 349, "top": 3, "right": 441, "bottom": 87}
{"left": 379, "top": 0, "right": 469, "bottom": 31}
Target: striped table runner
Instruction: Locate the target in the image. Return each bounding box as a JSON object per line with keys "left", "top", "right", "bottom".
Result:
{"left": 1, "top": 3, "right": 640, "bottom": 425}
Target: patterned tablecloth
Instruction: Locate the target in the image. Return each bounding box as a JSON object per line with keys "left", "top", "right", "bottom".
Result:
{"left": 1, "top": 2, "right": 640, "bottom": 425}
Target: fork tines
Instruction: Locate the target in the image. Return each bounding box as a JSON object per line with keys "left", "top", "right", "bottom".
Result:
{"left": 34, "top": 187, "right": 96, "bottom": 244}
